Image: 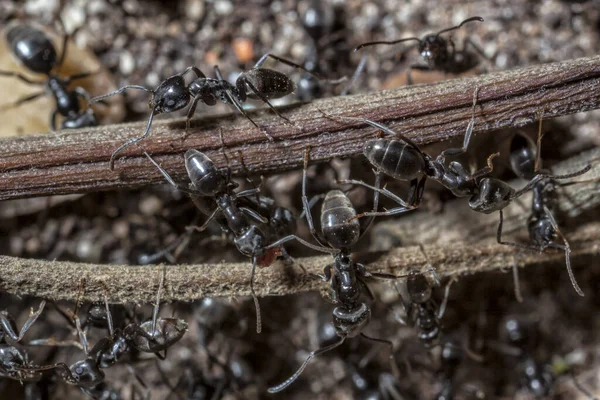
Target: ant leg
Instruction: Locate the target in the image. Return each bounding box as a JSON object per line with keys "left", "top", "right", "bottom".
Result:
{"left": 100, "top": 285, "right": 114, "bottom": 338}
{"left": 300, "top": 148, "right": 329, "bottom": 246}
{"left": 439, "top": 87, "right": 480, "bottom": 159}
{"left": 110, "top": 106, "right": 159, "bottom": 170}
{"left": 74, "top": 315, "right": 89, "bottom": 355}
{"left": 265, "top": 234, "right": 337, "bottom": 254}
{"left": 185, "top": 96, "right": 201, "bottom": 134}
{"left": 360, "top": 333, "right": 400, "bottom": 377}
{"left": 242, "top": 77, "right": 298, "bottom": 131}
{"left": 279, "top": 247, "right": 310, "bottom": 275}
{"left": 186, "top": 207, "right": 221, "bottom": 233}
{"left": 357, "top": 262, "right": 398, "bottom": 280}
{"left": 544, "top": 205, "right": 584, "bottom": 296}
{"left": 496, "top": 210, "right": 539, "bottom": 250}
{"left": 340, "top": 53, "right": 368, "bottom": 96}
{"left": 406, "top": 64, "right": 430, "bottom": 85}
{"left": 66, "top": 71, "right": 102, "bottom": 84}
{"left": 299, "top": 193, "right": 326, "bottom": 218}
{"left": 267, "top": 337, "right": 346, "bottom": 393}
{"left": 90, "top": 85, "right": 153, "bottom": 104}
{"left": 0, "top": 91, "right": 45, "bottom": 112}
{"left": 512, "top": 255, "right": 524, "bottom": 303}
{"left": 151, "top": 266, "right": 166, "bottom": 335}
{"left": 239, "top": 207, "right": 269, "bottom": 224}
{"left": 49, "top": 110, "right": 59, "bottom": 132}
{"left": 359, "top": 171, "right": 382, "bottom": 240}
{"left": 144, "top": 152, "right": 204, "bottom": 196}
{"left": 221, "top": 83, "right": 275, "bottom": 142}
{"left": 254, "top": 53, "right": 346, "bottom": 82}
{"left": 0, "top": 70, "right": 45, "bottom": 85}
{"left": 437, "top": 278, "right": 454, "bottom": 319}
{"left": 337, "top": 178, "right": 417, "bottom": 221}
{"left": 180, "top": 66, "right": 206, "bottom": 79}
{"left": 250, "top": 257, "right": 262, "bottom": 334}
{"left": 0, "top": 300, "right": 46, "bottom": 342}
{"left": 318, "top": 109, "right": 422, "bottom": 150}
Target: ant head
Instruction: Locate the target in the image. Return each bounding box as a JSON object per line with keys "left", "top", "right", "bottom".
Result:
{"left": 151, "top": 75, "right": 190, "bottom": 113}
{"left": 418, "top": 35, "right": 449, "bottom": 65}
{"left": 510, "top": 133, "right": 538, "bottom": 179}
{"left": 528, "top": 217, "right": 555, "bottom": 248}
{"left": 185, "top": 150, "right": 226, "bottom": 196}
{"left": 406, "top": 272, "right": 432, "bottom": 304}
{"left": 0, "top": 344, "right": 26, "bottom": 365}
{"left": 502, "top": 317, "right": 529, "bottom": 347}
{"left": 6, "top": 23, "right": 58, "bottom": 74}
{"left": 86, "top": 302, "right": 109, "bottom": 327}
{"left": 129, "top": 318, "right": 188, "bottom": 353}
{"left": 333, "top": 303, "right": 370, "bottom": 338}
{"left": 67, "top": 359, "right": 105, "bottom": 387}
{"left": 468, "top": 178, "right": 515, "bottom": 214}
{"left": 234, "top": 225, "right": 266, "bottom": 259}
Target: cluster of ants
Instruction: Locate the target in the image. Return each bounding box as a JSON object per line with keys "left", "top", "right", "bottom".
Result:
{"left": 0, "top": 6, "right": 597, "bottom": 400}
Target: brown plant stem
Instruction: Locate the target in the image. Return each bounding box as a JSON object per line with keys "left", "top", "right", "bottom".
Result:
{"left": 0, "top": 220, "right": 598, "bottom": 304}
{"left": 0, "top": 56, "right": 598, "bottom": 201}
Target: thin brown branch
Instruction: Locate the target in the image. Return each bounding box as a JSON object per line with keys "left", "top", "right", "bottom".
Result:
{"left": 0, "top": 56, "right": 599, "bottom": 200}
{"left": 0, "top": 221, "right": 597, "bottom": 304}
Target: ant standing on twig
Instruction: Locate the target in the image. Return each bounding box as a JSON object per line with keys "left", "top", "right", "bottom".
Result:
{"left": 498, "top": 113, "right": 592, "bottom": 296}
{"left": 350, "top": 16, "right": 487, "bottom": 87}
{"left": 265, "top": 148, "right": 399, "bottom": 393}
{"left": 144, "top": 145, "right": 297, "bottom": 334}
{"left": 91, "top": 53, "right": 335, "bottom": 169}
{"left": 0, "top": 21, "right": 99, "bottom": 130}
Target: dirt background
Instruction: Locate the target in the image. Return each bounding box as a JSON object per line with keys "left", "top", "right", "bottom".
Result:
{"left": 0, "top": 0, "right": 599, "bottom": 399}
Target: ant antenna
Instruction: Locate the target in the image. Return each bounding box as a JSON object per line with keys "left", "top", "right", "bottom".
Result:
{"left": 250, "top": 257, "right": 262, "bottom": 334}
{"left": 109, "top": 104, "right": 159, "bottom": 170}
{"left": 354, "top": 36, "right": 421, "bottom": 52}
{"left": 151, "top": 265, "right": 166, "bottom": 334}
{"left": 435, "top": 16, "right": 484, "bottom": 37}
{"left": 268, "top": 337, "right": 346, "bottom": 393}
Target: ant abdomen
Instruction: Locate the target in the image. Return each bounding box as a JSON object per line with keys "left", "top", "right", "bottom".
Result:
{"left": 6, "top": 23, "right": 57, "bottom": 74}
{"left": 238, "top": 68, "right": 295, "bottom": 100}
{"left": 321, "top": 190, "right": 361, "bottom": 249}
{"left": 185, "top": 150, "right": 222, "bottom": 196}
{"left": 364, "top": 139, "right": 426, "bottom": 181}
{"left": 509, "top": 133, "right": 537, "bottom": 179}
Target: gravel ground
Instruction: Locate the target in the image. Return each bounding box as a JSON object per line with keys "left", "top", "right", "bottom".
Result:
{"left": 0, "top": 1, "right": 599, "bottom": 399}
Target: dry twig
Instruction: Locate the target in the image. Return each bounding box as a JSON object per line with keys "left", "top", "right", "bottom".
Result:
{"left": 0, "top": 56, "right": 598, "bottom": 200}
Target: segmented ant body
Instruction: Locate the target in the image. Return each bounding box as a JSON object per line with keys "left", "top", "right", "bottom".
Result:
{"left": 435, "top": 340, "right": 464, "bottom": 400}
{"left": 498, "top": 120, "right": 591, "bottom": 296}
{"left": 393, "top": 247, "right": 451, "bottom": 349}
{"left": 0, "top": 22, "right": 98, "bottom": 130}
{"left": 92, "top": 53, "right": 325, "bottom": 169}
{"left": 265, "top": 149, "right": 398, "bottom": 393}
{"left": 499, "top": 317, "right": 553, "bottom": 397}
{"left": 146, "top": 149, "right": 293, "bottom": 333}
{"left": 0, "top": 301, "right": 46, "bottom": 382}
{"left": 353, "top": 17, "right": 486, "bottom": 85}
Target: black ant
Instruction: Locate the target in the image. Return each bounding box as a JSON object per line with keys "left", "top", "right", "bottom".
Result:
{"left": 0, "top": 300, "right": 46, "bottom": 382}
{"left": 121, "top": 267, "right": 188, "bottom": 359}
{"left": 0, "top": 21, "right": 98, "bottom": 130}
{"left": 435, "top": 340, "right": 464, "bottom": 400}
{"left": 91, "top": 53, "right": 328, "bottom": 169}
{"left": 295, "top": 1, "right": 352, "bottom": 100}
{"left": 352, "top": 16, "right": 486, "bottom": 85}
{"left": 325, "top": 98, "right": 591, "bottom": 286}
{"left": 393, "top": 245, "right": 452, "bottom": 349}
{"left": 498, "top": 114, "right": 592, "bottom": 296}
{"left": 265, "top": 148, "right": 398, "bottom": 393}
{"left": 144, "top": 148, "right": 293, "bottom": 334}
